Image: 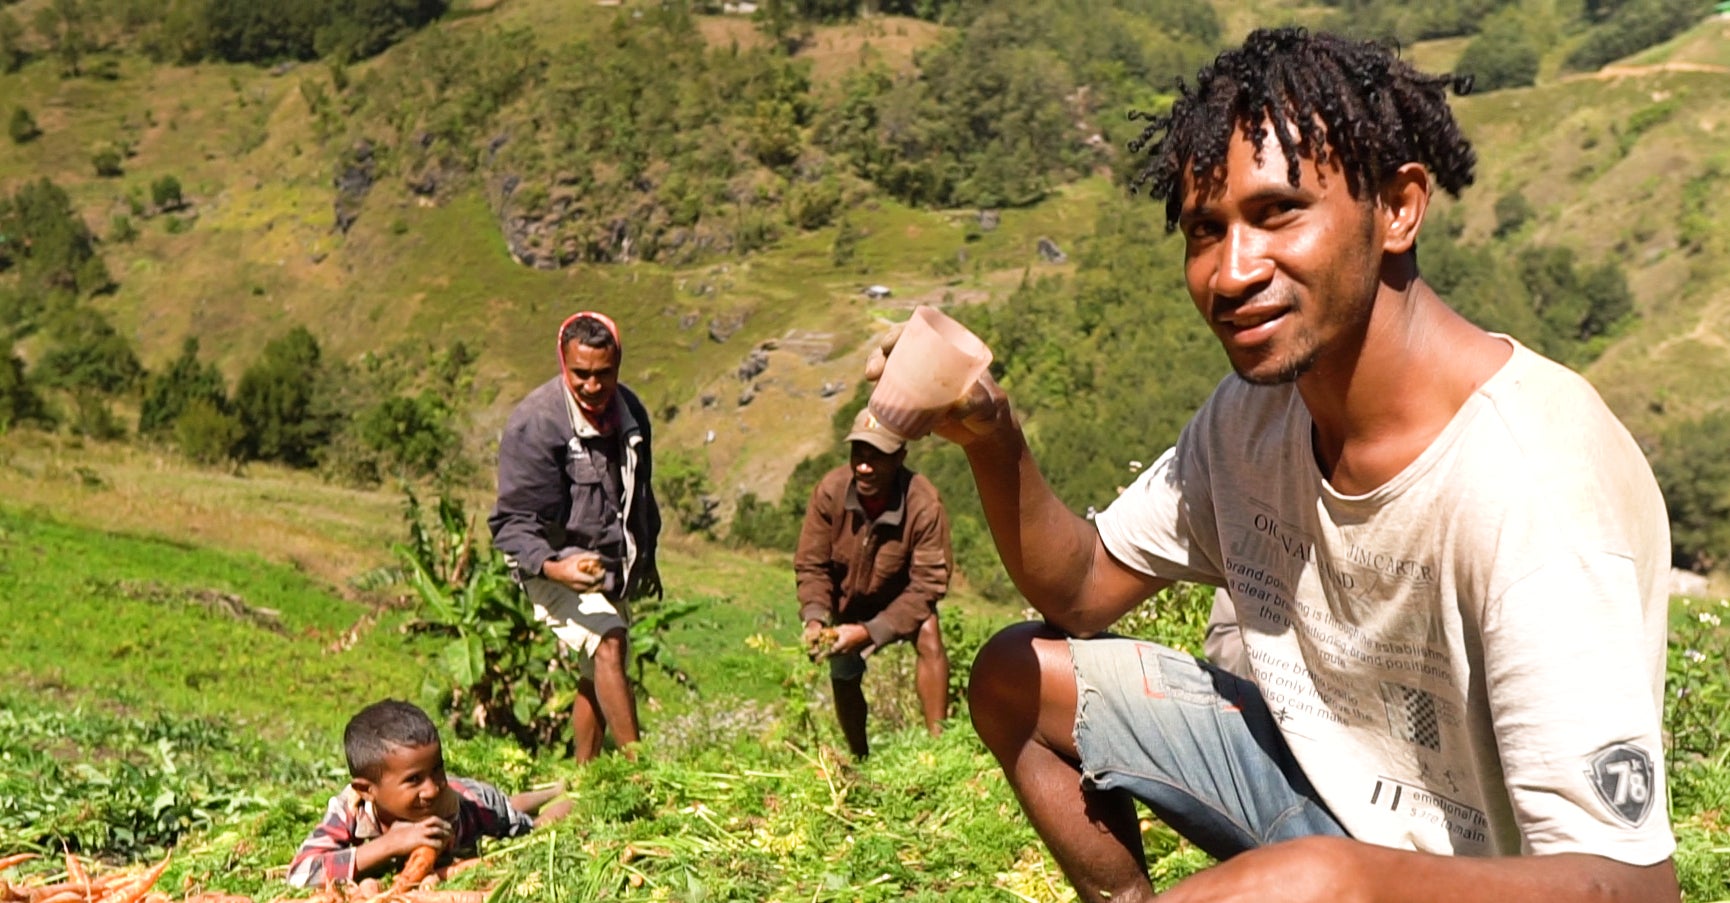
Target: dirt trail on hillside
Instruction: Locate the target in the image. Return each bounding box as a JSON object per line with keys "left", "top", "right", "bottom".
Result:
{"left": 1565, "top": 61, "right": 1730, "bottom": 82}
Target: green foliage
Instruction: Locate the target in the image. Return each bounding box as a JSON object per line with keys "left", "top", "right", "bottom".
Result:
{"left": 1677, "top": 158, "right": 1723, "bottom": 254}
{"left": 31, "top": 305, "right": 144, "bottom": 395}
{"left": 1454, "top": 19, "right": 1539, "bottom": 92}
{"left": 0, "top": 10, "right": 25, "bottom": 73}
{"left": 91, "top": 144, "right": 124, "bottom": 177}
{"left": 1110, "top": 581, "right": 1215, "bottom": 655}
{"left": 815, "top": 14, "right": 1081, "bottom": 209}
{"left": 1652, "top": 410, "right": 1730, "bottom": 572}
{"left": 108, "top": 213, "right": 138, "bottom": 243}
{"left": 8, "top": 105, "right": 39, "bottom": 143}
{"left": 394, "top": 489, "right": 579, "bottom": 753}
{"left": 829, "top": 215, "right": 861, "bottom": 268}
{"left": 150, "top": 173, "right": 184, "bottom": 210}
{"left": 353, "top": 390, "right": 458, "bottom": 479}
{"left": 727, "top": 490, "right": 802, "bottom": 551}
{"left": 173, "top": 397, "right": 245, "bottom": 465}
{"left": 0, "top": 336, "right": 49, "bottom": 432}
{"left": 233, "top": 325, "right": 335, "bottom": 467}
{"left": 1492, "top": 190, "right": 1534, "bottom": 238}
{"left": 139, "top": 337, "right": 228, "bottom": 437}
{"left": 0, "top": 693, "right": 329, "bottom": 857}
{"left": 194, "top": 0, "right": 448, "bottom": 64}
{"left": 32, "top": 0, "right": 86, "bottom": 77}
{"left": 1565, "top": 0, "right": 1712, "bottom": 72}
{"left": 0, "top": 177, "right": 113, "bottom": 297}
{"left": 657, "top": 449, "right": 719, "bottom": 537}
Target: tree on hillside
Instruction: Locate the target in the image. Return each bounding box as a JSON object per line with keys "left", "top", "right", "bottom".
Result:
{"left": 233, "top": 326, "right": 336, "bottom": 467}
{"left": 138, "top": 337, "right": 228, "bottom": 437}
{"left": 1565, "top": 0, "right": 1712, "bottom": 71}
{"left": 31, "top": 0, "right": 87, "bottom": 77}
{"left": 1653, "top": 410, "right": 1730, "bottom": 572}
{"left": 0, "top": 337, "right": 49, "bottom": 432}
{"left": 0, "top": 178, "right": 113, "bottom": 297}
{"left": 8, "top": 106, "right": 40, "bottom": 144}
{"left": 0, "top": 11, "right": 26, "bottom": 73}
{"left": 30, "top": 305, "right": 145, "bottom": 396}
{"left": 150, "top": 175, "right": 184, "bottom": 211}
{"left": 1455, "top": 18, "right": 1539, "bottom": 91}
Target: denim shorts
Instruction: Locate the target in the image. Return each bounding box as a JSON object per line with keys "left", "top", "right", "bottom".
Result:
{"left": 1069, "top": 637, "right": 1348, "bottom": 860}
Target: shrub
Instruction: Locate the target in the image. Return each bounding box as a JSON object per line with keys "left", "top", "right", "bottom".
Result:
{"left": 1653, "top": 410, "right": 1730, "bottom": 572}
{"left": 174, "top": 398, "right": 245, "bottom": 465}
{"left": 1454, "top": 22, "right": 1540, "bottom": 92}
{"left": 91, "top": 146, "right": 123, "bottom": 177}
{"left": 150, "top": 174, "right": 183, "bottom": 210}
{"left": 8, "top": 106, "right": 39, "bottom": 144}
{"left": 658, "top": 450, "right": 719, "bottom": 537}
{"left": 107, "top": 214, "right": 137, "bottom": 243}
{"left": 1493, "top": 191, "right": 1534, "bottom": 239}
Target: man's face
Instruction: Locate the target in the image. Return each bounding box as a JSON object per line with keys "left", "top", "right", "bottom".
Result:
{"left": 850, "top": 442, "right": 905, "bottom": 498}
{"left": 1178, "top": 126, "right": 1386, "bottom": 386}
{"left": 562, "top": 341, "right": 621, "bottom": 412}
{"left": 353, "top": 741, "right": 448, "bottom": 825}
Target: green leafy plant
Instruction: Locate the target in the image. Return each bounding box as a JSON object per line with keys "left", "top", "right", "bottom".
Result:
{"left": 394, "top": 489, "right": 579, "bottom": 753}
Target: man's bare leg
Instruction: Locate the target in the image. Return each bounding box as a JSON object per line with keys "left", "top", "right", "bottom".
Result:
{"left": 969, "top": 621, "right": 1155, "bottom": 903}
{"left": 832, "top": 676, "right": 870, "bottom": 758}
{"left": 573, "top": 679, "right": 606, "bottom": 762}
{"left": 591, "top": 630, "right": 640, "bottom": 758}
{"left": 915, "top": 614, "right": 950, "bottom": 737}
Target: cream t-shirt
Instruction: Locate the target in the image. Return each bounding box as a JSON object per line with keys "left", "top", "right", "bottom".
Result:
{"left": 1095, "top": 339, "right": 1673, "bottom": 864}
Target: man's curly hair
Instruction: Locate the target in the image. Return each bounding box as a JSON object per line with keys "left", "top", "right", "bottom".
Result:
{"left": 1129, "top": 27, "right": 1478, "bottom": 230}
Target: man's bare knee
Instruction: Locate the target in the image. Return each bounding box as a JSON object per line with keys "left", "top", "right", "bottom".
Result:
{"left": 592, "top": 630, "right": 629, "bottom": 669}
{"left": 916, "top": 614, "right": 946, "bottom": 657}
{"left": 969, "top": 622, "right": 1071, "bottom": 750}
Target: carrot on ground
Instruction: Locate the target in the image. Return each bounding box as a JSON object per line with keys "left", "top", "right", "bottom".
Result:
{"left": 60, "top": 855, "right": 84, "bottom": 887}
{"left": 0, "top": 858, "right": 35, "bottom": 874}
{"left": 106, "top": 852, "right": 172, "bottom": 903}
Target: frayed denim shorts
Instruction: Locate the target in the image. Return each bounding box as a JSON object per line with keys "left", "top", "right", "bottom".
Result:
{"left": 1068, "top": 637, "right": 1348, "bottom": 860}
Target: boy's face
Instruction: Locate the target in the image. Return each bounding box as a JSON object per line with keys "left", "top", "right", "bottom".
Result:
{"left": 352, "top": 741, "right": 448, "bottom": 824}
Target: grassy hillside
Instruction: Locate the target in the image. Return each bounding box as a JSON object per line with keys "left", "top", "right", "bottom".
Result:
{"left": 2, "top": 4, "right": 1726, "bottom": 520}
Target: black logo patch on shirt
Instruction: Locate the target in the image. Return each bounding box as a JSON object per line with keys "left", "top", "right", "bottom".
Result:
{"left": 1587, "top": 743, "right": 1655, "bottom": 827}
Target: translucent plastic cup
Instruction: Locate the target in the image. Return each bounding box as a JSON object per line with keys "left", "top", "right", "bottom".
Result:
{"left": 867, "top": 305, "right": 993, "bottom": 441}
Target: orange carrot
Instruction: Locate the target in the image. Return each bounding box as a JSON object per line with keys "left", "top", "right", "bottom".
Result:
{"left": 0, "top": 858, "right": 34, "bottom": 873}
{"left": 30, "top": 891, "right": 83, "bottom": 903}
{"left": 391, "top": 847, "right": 440, "bottom": 895}
{"left": 59, "top": 855, "right": 83, "bottom": 888}
{"left": 23, "top": 883, "right": 90, "bottom": 902}
{"left": 104, "top": 853, "right": 171, "bottom": 903}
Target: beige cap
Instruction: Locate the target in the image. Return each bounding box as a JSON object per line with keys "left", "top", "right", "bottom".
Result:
{"left": 845, "top": 407, "right": 905, "bottom": 454}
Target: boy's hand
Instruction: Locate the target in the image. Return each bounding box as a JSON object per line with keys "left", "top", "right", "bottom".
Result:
{"left": 382, "top": 816, "right": 451, "bottom": 859}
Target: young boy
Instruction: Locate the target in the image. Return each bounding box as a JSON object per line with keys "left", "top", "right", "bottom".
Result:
{"left": 287, "top": 699, "right": 570, "bottom": 888}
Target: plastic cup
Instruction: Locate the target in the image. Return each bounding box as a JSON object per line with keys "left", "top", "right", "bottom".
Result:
{"left": 867, "top": 305, "right": 993, "bottom": 441}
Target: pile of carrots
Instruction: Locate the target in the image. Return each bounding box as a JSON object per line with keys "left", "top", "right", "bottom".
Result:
{"left": 0, "top": 851, "right": 490, "bottom": 903}
{"left": 0, "top": 852, "right": 173, "bottom": 903}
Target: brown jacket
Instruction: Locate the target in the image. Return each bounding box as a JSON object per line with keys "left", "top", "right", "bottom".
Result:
{"left": 795, "top": 464, "right": 952, "bottom": 648}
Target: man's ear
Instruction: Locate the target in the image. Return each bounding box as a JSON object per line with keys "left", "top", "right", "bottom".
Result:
{"left": 351, "top": 776, "right": 376, "bottom": 802}
{"left": 1379, "top": 162, "right": 1431, "bottom": 255}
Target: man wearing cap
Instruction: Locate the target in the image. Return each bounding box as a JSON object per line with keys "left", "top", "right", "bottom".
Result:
{"left": 490, "top": 311, "right": 662, "bottom": 762}
{"left": 795, "top": 408, "right": 953, "bottom": 758}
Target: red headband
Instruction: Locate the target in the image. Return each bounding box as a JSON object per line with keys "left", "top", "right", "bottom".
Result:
{"left": 557, "top": 310, "right": 622, "bottom": 372}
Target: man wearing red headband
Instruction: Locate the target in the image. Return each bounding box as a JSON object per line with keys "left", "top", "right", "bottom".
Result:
{"left": 490, "top": 311, "right": 662, "bottom": 762}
